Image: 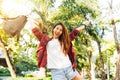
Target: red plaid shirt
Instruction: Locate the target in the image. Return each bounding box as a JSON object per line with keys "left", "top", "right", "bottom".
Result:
{"left": 32, "top": 27, "right": 79, "bottom": 71}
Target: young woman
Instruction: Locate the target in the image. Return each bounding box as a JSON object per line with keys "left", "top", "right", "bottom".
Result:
{"left": 31, "top": 21, "right": 91, "bottom": 80}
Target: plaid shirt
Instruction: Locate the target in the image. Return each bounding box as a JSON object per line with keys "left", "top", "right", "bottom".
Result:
{"left": 32, "top": 27, "right": 79, "bottom": 71}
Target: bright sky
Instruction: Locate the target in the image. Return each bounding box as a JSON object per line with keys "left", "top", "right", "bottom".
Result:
{"left": 1, "top": 0, "right": 62, "bottom": 17}
{"left": 99, "top": 0, "right": 120, "bottom": 19}
{"left": 98, "top": 0, "right": 120, "bottom": 40}
{"left": 1, "top": 0, "right": 34, "bottom": 17}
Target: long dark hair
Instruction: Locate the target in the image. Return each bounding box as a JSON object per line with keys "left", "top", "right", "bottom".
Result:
{"left": 52, "top": 22, "right": 70, "bottom": 55}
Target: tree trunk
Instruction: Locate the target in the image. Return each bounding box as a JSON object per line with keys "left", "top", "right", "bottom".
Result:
{"left": 108, "top": 1, "right": 120, "bottom": 78}
{"left": 0, "top": 38, "right": 16, "bottom": 78}
{"left": 106, "top": 51, "right": 110, "bottom": 80}
{"left": 88, "top": 51, "right": 92, "bottom": 80}
{"left": 97, "top": 42, "right": 106, "bottom": 80}
{"left": 111, "top": 20, "right": 120, "bottom": 80}
{"left": 115, "top": 54, "right": 120, "bottom": 80}
{"left": 112, "top": 21, "right": 120, "bottom": 54}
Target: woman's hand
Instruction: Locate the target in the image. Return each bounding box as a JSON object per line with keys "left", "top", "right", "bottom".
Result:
{"left": 38, "top": 67, "right": 46, "bottom": 78}
{"left": 29, "top": 19, "right": 42, "bottom": 32}
{"left": 84, "top": 20, "right": 92, "bottom": 27}
{"left": 76, "top": 20, "right": 92, "bottom": 31}
{"left": 30, "top": 20, "right": 39, "bottom": 29}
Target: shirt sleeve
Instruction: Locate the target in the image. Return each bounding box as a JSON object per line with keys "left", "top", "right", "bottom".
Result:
{"left": 69, "top": 29, "right": 79, "bottom": 41}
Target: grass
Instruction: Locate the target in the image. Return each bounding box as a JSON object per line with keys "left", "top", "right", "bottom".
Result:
{"left": 8, "top": 77, "right": 52, "bottom": 80}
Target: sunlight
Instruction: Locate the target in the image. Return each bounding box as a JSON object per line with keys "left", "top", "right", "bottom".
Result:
{"left": 1, "top": 0, "right": 19, "bottom": 17}
{"left": 0, "top": 19, "right": 3, "bottom": 24}
{"left": 1, "top": 0, "right": 33, "bottom": 17}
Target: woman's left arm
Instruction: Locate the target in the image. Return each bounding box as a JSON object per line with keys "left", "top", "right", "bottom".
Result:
{"left": 76, "top": 21, "right": 91, "bottom": 31}
{"left": 69, "top": 21, "right": 91, "bottom": 41}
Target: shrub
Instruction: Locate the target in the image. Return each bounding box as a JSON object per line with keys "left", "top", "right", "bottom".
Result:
{"left": 25, "top": 74, "right": 34, "bottom": 77}
{"left": 0, "top": 66, "right": 10, "bottom": 76}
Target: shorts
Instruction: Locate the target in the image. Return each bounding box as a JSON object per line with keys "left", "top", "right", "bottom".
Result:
{"left": 50, "top": 65, "right": 79, "bottom": 80}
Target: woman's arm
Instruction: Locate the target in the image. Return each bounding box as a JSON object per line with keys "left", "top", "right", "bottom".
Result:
{"left": 69, "top": 21, "right": 91, "bottom": 41}
{"left": 76, "top": 21, "right": 91, "bottom": 31}
{"left": 30, "top": 20, "right": 42, "bottom": 32}
{"left": 30, "top": 20, "right": 43, "bottom": 41}
{"left": 32, "top": 27, "right": 43, "bottom": 41}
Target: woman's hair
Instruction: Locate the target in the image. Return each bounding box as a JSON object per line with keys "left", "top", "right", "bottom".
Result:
{"left": 52, "top": 22, "right": 70, "bottom": 55}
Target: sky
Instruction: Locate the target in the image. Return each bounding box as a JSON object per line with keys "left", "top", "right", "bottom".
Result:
{"left": 98, "top": 0, "right": 120, "bottom": 40}
{"left": 1, "top": 0, "right": 62, "bottom": 17}
{"left": 99, "top": 0, "right": 120, "bottom": 20}
{"left": 1, "top": 0, "right": 34, "bottom": 17}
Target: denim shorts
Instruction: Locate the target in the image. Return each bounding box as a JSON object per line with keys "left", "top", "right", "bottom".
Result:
{"left": 50, "top": 65, "right": 79, "bottom": 80}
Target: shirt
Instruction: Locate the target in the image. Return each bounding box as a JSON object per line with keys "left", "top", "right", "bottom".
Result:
{"left": 47, "top": 39, "right": 71, "bottom": 69}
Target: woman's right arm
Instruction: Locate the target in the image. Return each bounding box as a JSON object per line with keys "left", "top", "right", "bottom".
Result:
{"left": 30, "top": 20, "right": 43, "bottom": 41}
{"left": 32, "top": 27, "right": 43, "bottom": 41}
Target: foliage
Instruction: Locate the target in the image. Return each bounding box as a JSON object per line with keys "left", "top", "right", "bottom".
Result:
{"left": 95, "top": 40, "right": 116, "bottom": 76}
{"left": 0, "top": 28, "right": 12, "bottom": 45}
{"left": 9, "top": 77, "right": 52, "bottom": 80}
{"left": 25, "top": 74, "right": 34, "bottom": 77}
{"left": 14, "top": 29, "right": 38, "bottom": 74}
{"left": 15, "top": 54, "right": 37, "bottom": 75}
{"left": 31, "top": 0, "right": 56, "bottom": 34}
{"left": 0, "top": 22, "right": 38, "bottom": 75}
{"left": 74, "top": 33, "right": 90, "bottom": 71}
{"left": 51, "top": 0, "right": 96, "bottom": 30}
{"left": 0, "top": 66, "right": 10, "bottom": 76}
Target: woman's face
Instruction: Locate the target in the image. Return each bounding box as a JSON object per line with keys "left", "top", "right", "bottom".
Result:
{"left": 53, "top": 25, "right": 63, "bottom": 39}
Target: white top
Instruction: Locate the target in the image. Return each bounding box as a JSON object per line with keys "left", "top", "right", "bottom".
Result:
{"left": 47, "top": 39, "right": 71, "bottom": 69}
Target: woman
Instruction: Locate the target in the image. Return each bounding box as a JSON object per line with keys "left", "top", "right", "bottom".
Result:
{"left": 31, "top": 21, "right": 91, "bottom": 80}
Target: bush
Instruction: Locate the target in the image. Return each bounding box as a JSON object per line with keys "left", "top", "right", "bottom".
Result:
{"left": 15, "top": 55, "right": 37, "bottom": 75}
{"left": 0, "top": 78, "right": 2, "bottom": 80}
{"left": 8, "top": 77, "right": 52, "bottom": 80}
{"left": 0, "top": 66, "right": 10, "bottom": 76}
{"left": 25, "top": 74, "right": 34, "bottom": 77}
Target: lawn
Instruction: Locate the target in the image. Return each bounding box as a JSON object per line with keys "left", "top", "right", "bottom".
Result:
{"left": 8, "top": 77, "right": 52, "bottom": 80}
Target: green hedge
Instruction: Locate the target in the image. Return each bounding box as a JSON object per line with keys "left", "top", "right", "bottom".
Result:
{"left": 0, "top": 78, "right": 2, "bottom": 80}
{"left": 0, "top": 67, "right": 10, "bottom": 76}
{"left": 8, "top": 77, "right": 52, "bottom": 80}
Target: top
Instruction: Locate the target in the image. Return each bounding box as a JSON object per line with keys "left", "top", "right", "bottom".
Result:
{"left": 47, "top": 38, "right": 71, "bottom": 69}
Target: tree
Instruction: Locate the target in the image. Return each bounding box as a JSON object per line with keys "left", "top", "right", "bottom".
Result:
{"left": 31, "top": 0, "right": 55, "bottom": 34}
{"left": 107, "top": 0, "right": 120, "bottom": 79}
{"left": 0, "top": 29, "right": 17, "bottom": 78}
